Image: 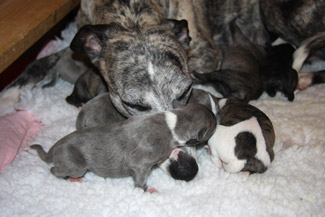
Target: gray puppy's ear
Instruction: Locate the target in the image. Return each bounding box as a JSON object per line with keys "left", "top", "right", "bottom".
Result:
{"left": 164, "top": 19, "right": 192, "bottom": 49}
{"left": 70, "top": 24, "right": 125, "bottom": 61}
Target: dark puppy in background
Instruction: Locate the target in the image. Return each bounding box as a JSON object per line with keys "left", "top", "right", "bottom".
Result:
{"left": 192, "top": 19, "right": 265, "bottom": 102}
{"left": 76, "top": 93, "right": 199, "bottom": 182}
{"left": 31, "top": 104, "right": 216, "bottom": 192}
{"left": 66, "top": 67, "right": 108, "bottom": 107}
{"left": 262, "top": 43, "right": 298, "bottom": 101}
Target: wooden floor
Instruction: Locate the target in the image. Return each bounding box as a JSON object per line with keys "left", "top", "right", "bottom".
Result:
{"left": 0, "top": 0, "right": 80, "bottom": 75}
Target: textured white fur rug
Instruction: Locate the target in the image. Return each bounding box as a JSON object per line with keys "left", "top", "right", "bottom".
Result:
{"left": 1, "top": 22, "right": 325, "bottom": 217}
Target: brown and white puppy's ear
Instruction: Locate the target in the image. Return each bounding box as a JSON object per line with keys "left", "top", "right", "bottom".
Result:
{"left": 163, "top": 19, "right": 192, "bottom": 49}
{"left": 70, "top": 23, "right": 126, "bottom": 62}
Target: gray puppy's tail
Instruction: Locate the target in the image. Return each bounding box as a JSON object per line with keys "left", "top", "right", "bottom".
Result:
{"left": 5, "top": 50, "right": 63, "bottom": 89}
{"left": 30, "top": 144, "right": 52, "bottom": 163}
{"left": 292, "top": 32, "right": 325, "bottom": 72}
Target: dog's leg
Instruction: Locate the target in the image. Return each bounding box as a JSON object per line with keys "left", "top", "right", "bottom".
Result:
{"left": 131, "top": 166, "right": 153, "bottom": 192}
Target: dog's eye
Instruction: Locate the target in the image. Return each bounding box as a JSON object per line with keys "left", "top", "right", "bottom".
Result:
{"left": 177, "top": 85, "right": 192, "bottom": 102}
{"left": 186, "top": 139, "right": 199, "bottom": 145}
{"left": 122, "top": 101, "right": 151, "bottom": 112}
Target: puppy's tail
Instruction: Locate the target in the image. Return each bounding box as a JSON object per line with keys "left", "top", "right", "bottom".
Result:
{"left": 292, "top": 32, "right": 325, "bottom": 72}
{"left": 30, "top": 144, "right": 52, "bottom": 163}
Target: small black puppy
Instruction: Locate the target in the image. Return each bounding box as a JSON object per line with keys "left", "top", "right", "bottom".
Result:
{"left": 262, "top": 43, "right": 298, "bottom": 101}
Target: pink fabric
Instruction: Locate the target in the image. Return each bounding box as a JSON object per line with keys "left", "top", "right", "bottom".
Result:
{"left": 0, "top": 110, "right": 43, "bottom": 170}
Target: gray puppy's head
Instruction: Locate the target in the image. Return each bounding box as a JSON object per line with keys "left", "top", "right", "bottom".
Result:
{"left": 71, "top": 20, "right": 192, "bottom": 117}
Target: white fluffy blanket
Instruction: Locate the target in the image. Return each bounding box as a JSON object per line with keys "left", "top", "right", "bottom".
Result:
{"left": 1, "top": 22, "right": 325, "bottom": 217}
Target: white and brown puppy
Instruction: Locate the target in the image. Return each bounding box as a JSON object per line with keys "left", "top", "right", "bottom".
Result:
{"left": 31, "top": 104, "right": 216, "bottom": 191}
{"left": 76, "top": 93, "right": 199, "bottom": 182}
{"left": 208, "top": 99, "right": 275, "bottom": 174}
{"left": 187, "top": 89, "right": 275, "bottom": 174}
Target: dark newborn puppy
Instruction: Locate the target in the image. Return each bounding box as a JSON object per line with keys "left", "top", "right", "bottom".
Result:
{"left": 262, "top": 43, "right": 298, "bottom": 101}
{"left": 76, "top": 93, "right": 199, "bottom": 182}
{"left": 66, "top": 67, "right": 108, "bottom": 107}
{"left": 31, "top": 104, "right": 216, "bottom": 191}
{"left": 208, "top": 99, "right": 275, "bottom": 174}
{"left": 192, "top": 19, "right": 265, "bottom": 102}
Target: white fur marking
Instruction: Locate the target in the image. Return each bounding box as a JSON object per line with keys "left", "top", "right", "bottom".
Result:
{"left": 165, "top": 112, "right": 186, "bottom": 144}
{"left": 208, "top": 93, "right": 217, "bottom": 116}
{"left": 292, "top": 46, "right": 309, "bottom": 72}
{"left": 218, "top": 98, "right": 228, "bottom": 109}
{"left": 193, "top": 85, "right": 223, "bottom": 98}
{"left": 145, "top": 92, "right": 165, "bottom": 111}
{"left": 148, "top": 61, "right": 155, "bottom": 77}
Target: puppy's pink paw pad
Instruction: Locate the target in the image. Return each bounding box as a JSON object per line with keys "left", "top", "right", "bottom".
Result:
{"left": 69, "top": 177, "right": 83, "bottom": 182}
{"left": 147, "top": 187, "right": 158, "bottom": 194}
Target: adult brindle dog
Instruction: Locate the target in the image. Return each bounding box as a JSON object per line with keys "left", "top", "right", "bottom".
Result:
{"left": 70, "top": 0, "right": 222, "bottom": 117}
{"left": 71, "top": 0, "right": 325, "bottom": 116}
{"left": 5, "top": 0, "right": 325, "bottom": 115}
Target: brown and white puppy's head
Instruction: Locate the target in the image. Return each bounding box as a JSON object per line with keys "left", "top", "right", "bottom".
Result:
{"left": 208, "top": 99, "right": 275, "bottom": 174}
{"left": 70, "top": 20, "right": 192, "bottom": 117}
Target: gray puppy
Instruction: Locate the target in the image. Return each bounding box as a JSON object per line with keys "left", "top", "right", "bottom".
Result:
{"left": 31, "top": 103, "right": 216, "bottom": 191}
{"left": 76, "top": 93, "right": 199, "bottom": 182}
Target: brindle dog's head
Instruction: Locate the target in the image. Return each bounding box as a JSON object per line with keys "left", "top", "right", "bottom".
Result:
{"left": 71, "top": 20, "right": 192, "bottom": 116}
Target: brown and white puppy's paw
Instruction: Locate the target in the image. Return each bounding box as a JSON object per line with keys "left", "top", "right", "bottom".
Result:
{"left": 297, "top": 72, "right": 314, "bottom": 90}
{"left": 297, "top": 71, "right": 325, "bottom": 90}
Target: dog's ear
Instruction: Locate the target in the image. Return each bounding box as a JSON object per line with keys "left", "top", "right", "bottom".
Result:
{"left": 70, "top": 24, "right": 125, "bottom": 61}
{"left": 164, "top": 19, "right": 191, "bottom": 49}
